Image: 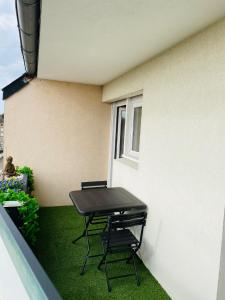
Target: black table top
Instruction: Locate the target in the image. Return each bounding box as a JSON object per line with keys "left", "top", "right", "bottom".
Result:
{"left": 69, "top": 187, "right": 147, "bottom": 216}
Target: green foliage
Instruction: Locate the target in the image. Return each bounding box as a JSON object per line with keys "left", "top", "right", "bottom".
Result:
{"left": 16, "top": 166, "right": 34, "bottom": 192}
{"left": 0, "top": 189, "right": 39, "bottom": 245}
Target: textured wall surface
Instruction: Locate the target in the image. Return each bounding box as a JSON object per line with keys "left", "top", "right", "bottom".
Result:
{"left": 103, "top": 19, "right": 225, "bottom": 300}
{"left": 4, "top": 79, "right": 110, "bottom": 206}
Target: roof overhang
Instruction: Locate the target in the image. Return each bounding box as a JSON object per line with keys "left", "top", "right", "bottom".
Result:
{"left": 37, "top": 0, "right": 225, "bottom": 85}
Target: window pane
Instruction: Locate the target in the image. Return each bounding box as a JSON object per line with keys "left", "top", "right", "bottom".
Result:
{"left": 132, "top": 106, "right": 142, "bottom": 152}
{"left": 119, "top": 109, "right": 126, "bottom": 157}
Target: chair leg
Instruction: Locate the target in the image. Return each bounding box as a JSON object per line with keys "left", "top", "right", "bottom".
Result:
{"left": 80, "top": 217, "right": 90, "bottom": 275}
{"left": 98, "top": 251, "right": 107, "bottom": 270}
{"left": 103, "top": 223, "right": 108, "bottom": 232}
{"left": 126, "top": 248, "right": 139, "bottom": 264}
{"left": 104, "top": 251, "right": 111, "bottom": 292}
{"left": 131, "top": 250, "right": 140, "bottom": 286}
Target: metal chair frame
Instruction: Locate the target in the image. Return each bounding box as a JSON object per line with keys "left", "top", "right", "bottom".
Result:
{"left": 98, "top": 211, "right": 147, "bottom": 292}
{"left": 72, "top": 181, "right": 108, "bottom": 244}
{"left": 72, "top": 180, "right": 110, "bottom": 275}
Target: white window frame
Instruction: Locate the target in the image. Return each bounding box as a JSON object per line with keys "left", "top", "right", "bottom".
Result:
{"left": 114, "top": 95, "right": 142, "bottom": 162}
{"left": 113, "top": 100, "right": 127, "bottom": 158}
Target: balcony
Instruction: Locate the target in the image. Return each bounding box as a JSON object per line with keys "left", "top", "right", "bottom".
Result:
{"left": 35, "top": 206, "right": 170, "bottom": 300}
{"left": 2, "top": 1, "right": 225, "bottom": 299}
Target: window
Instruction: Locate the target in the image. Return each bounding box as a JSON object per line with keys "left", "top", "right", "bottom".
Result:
{"left": 116, "top": 106, "right": 126, "bottom": 158}
{"left": 115, "top": 95, "right": 142, "bottom": 161}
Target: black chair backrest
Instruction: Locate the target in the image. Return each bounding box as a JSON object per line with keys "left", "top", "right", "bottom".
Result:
{"left": 109, "top": 211, "right": 147, "bottom": 230}
{"left": 107, "top": 211, "right": 147, "bottom": 248}
{"left": 81, "top": 181, "right": 107, "bottom": 190}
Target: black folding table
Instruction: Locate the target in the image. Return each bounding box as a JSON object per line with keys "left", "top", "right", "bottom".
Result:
{"left": 69, "top": 187, "right": 147, "bottom": 274}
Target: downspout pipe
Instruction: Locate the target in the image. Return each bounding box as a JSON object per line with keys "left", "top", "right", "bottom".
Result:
{"left": 15, "top": 0, "right": 40, "bottom": 76}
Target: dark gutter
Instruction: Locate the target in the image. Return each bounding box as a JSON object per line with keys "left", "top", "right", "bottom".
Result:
{"left": 1, "top": 1, "right": 40, "bottom": 99}
{"left": 15, "top": 0, "right": 40, "bottom": 76}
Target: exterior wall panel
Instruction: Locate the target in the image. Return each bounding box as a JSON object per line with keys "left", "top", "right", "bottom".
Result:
{"left": 103, "top": 19, "right": 225, "bottom": 300}
{"left": 4, "top": 79, "right": 110, "bottom": 206}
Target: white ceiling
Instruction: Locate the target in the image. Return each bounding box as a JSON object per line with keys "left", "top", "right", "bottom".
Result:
{"left": 37, "top": 0, "right": 225, "bottom": 85}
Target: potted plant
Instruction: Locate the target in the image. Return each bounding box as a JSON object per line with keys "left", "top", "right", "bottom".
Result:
{"left": 0, "top": 167, "right": 39, "bottom": 246}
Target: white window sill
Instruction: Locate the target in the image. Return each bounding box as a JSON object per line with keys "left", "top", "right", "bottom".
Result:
{"left": 116, "top": 156, "right": 139, "bottom": 169}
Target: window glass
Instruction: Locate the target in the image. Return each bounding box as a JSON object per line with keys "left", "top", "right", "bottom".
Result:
{"left": 132, "top": 106, "right": 142, "bottom": 152}
{"left": 119, "top": 109, "right": 126, "bottom": 157}
{"left": 114, "top": 95, "right": 142, "bottom": 161}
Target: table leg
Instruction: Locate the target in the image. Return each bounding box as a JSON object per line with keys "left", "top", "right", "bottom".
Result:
{"left": 72, "top": 215, "right": 102, "bottom": 244}
{"left": 72, "top": 229, "right": 86, "bottom": 244}
{"left": 72, "top": 216, "right": 90, "bottom": 244}
{"left": 80, "top": 216, "right": 104, "bottom": 275}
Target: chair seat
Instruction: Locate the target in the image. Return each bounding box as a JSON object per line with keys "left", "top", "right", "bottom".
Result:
{"left": 101, "top": 229, "right": 139, "bottom": 248}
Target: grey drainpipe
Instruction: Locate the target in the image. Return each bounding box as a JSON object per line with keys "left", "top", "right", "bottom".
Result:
{"left": 15, "top": 0, "right": 40, "bottom": 76}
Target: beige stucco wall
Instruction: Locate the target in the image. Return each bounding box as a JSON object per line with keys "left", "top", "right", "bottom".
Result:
{"left": 4, "top": 79, "right": 110, "bottom": 206}
{"left": 103, "top": 19, "right": 225, "bottom": 300}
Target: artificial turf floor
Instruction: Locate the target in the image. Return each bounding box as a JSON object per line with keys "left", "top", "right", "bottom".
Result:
{"left": 35, "top": 206, "right": 171, "bottom": 300}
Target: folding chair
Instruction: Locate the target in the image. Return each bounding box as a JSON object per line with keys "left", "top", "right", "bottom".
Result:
{"left": 72, "top": 181, "right": 108, "bottom": 244}
{"left": 98, "top": 211, "right": 147, "bottom": 292}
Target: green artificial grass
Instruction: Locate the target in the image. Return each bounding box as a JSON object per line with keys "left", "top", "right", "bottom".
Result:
{"left": 35, "top": 206, "right": 171, "bottom": 300}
